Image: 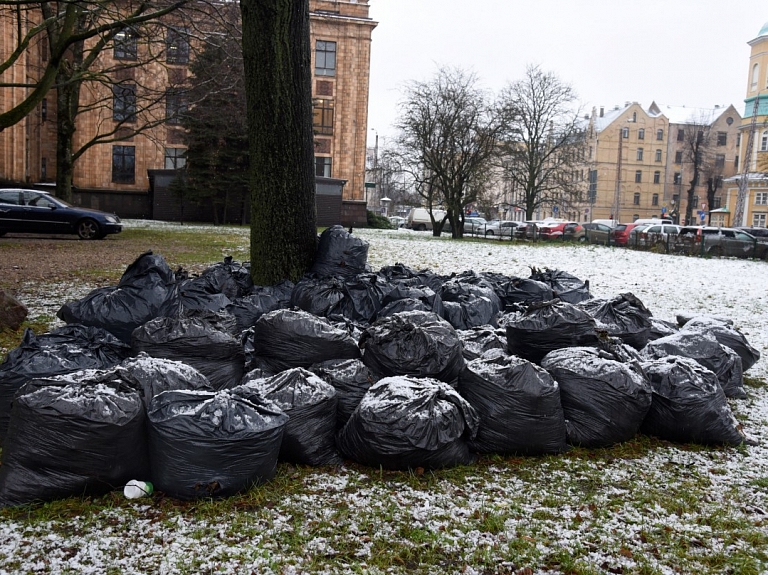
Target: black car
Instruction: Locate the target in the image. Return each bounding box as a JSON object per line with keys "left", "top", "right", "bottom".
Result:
{"left": 0, "top": 189, "right": 122, "bottom": 240}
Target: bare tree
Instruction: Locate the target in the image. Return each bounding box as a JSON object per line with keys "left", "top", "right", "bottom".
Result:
{"left": 391, "top": 67, "right": 502, "bottom": 238}
{"left": 679, "top": 114, "right": 717, "bottom": 226}
{"left": 497, "top": 65, "right": 586, "bottom": 220}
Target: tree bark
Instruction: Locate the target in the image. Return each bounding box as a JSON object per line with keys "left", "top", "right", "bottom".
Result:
{"left": 54, "top": 47, "right": 83, "bottom": 203}
{"left": 240, "top": 0, "right": 317, "bottom": 284}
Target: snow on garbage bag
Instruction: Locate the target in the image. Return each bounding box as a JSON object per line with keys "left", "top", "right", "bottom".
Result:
{"left": 0, "top": 372, "right": 148, "bottom": 507}
{"left": 641, "top": 331, "right": 745, "bottom": 399}
{"left": 120, "top": 353, "right": 213, "bottom": 408}
{"left": 483, "top": 274, "right": 554, "bottom": 309}
{"left": 291, "top": 274, "right": 393, "bottom": 325}
{"left": 225, "top": 291, "right": 285, "bottom": 334}
{"left": 379, "top": 284, "right": 444, "bottom": 319}
{"left": 458, "top": 349, "right": 567, "bottom": 455}
{"left": 529, "top": 268, "right": 591, "bottom": 304}
{"left": 147, "top": 389, "right": 287, "bottom": 499}
{"left": 439, "top": 276, "right": 500, "bottom": 331}
{"left": 640, "top": 357, "right": 745, "bottom": 445}
{"left": 131, "top": 310, "right": 244, "bottom": 390}
{"left": 647, "top": 317, "right": 679, "bottom": 341}
{"left": 378, "top": 264, "right": 445, "bottom": 293}
{"left": 578, "top": 293, "right": 653, "bottom": 350}
{"left": 0, "top": 325, "right": 130, "bottom": 443}
{"left": 336, "top": 376, "right": 480, "bottom": 470}
{"left": 57, "top": 251, "right": 177, "bottom": 343}
{"left": 233, "top": 368, "right": 341, "bottom": 465}
{"left": 680, "top": 316, "right": 761, "bottom": 372}
{"left": 377, "top": 297, "right": 433, "bottom": 318}
{"left": 505, "top": 300, "right": 600, "bottom": 364}
{"left": 310, "top": 359, "right": 378, "bottom": 428}
{"left": 311, "top": 225, "right": 370, "bottom": 279}
{"left": 359, "top": 311, "right": 465, "bottom": 386}
{"left": 541, "top": 347, "right": 652, "bottom": 448}
{"left": 245, "top": 309, "right": 360, "bottom": 373}
{"left": 458, "top": 327, "right": 507, "bottom": 361}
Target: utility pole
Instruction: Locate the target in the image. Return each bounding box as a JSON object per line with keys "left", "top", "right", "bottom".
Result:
{"left": 734, "top": 94, "right": 760, "bottom": 227}
{"left": 612, "top": 127, "right": 624, "bottom": 222}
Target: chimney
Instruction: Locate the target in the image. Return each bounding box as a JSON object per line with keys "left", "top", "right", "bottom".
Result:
{"left": 600, "top": 107, "right": 604, "bottom": 117}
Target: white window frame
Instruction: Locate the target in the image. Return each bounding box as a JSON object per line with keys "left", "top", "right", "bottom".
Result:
{"left": 755, "top": 191, "right": 768, "bottom": 205}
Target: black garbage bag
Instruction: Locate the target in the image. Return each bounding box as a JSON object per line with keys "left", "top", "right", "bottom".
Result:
{"left": 311, "top": 225, "right": 370, "bottom": 279}
{"left": 496, "top": 277, "right": 554, "bottom": 309}
{"left": 505, "top": 300, "right": 599, "bottom": 364}
{"left": 225, "top": 291, "right": 285, "bottom": 334}
{"left": 676, "top": 313, "right": 733, "bottom": 328}
{"left": 233, "top": 368, "right": 341, "bottom": 465}
{"left": 359, "top": 311, "right": 465, "bottom": 385}
{"left": 458, "top": 349, "right": 567, "bottom": 455}
{"left": 291, "top": 274, "right": 394, "bottom": 325}
{"left": 578, "top": 293, "right": 653, "bottom": 349}
{"left": 120, "top": 353, "right": 213, "bottom": 408}
{"left": 0, "top": 325, "right": 130, "bottom": 443}
{"left": 379, "top": 284, "right": 444, "bottom": 319}
{"left": 131, "top": 311, "right": 244, "bottom": 390}
{"left": 647, "top": 317, "right": 679, "bottom": 341}
{"left": 681, "top": 316, "right": 761, "bottom": 372}
{"left": 458, "top": 327, "right": 507, "bottom": 361}
{"left": 57, "top": 251, "right": 177, "bottom": 343}
{"left": 197, "top": 256, "right": 253, "bottom": 300}
{"left": 377, "top": 297, "right": 433, "bottom": 318}
{"left": 441, "top": 275, "right": 502, "bottom": 315}
{"left": 290, "top": 276, "right": 347, "bottom": 317}
{"left": 378, "top": 264, "right": 444, "bottom": 293}
{"left": 640, "top": 357, "right": 745, "bottom": 445}
{"left": 336, "top": 376, "right": 480, "bottom": 470}
{"left": 439, "top": 277, "right": 500, "bottom": 330}
{"left": 0, "top": 373, "right": 148, "bottom": 507}
{"left": 641, "top": 331, "right": 745, "bottom": 399}
{"left": 529, "top": 268, "right": 591, "bottom": 304}
{"left": 245, "top": 309, "right": 360, "bottom": 373}
{"left": 147, "top": 389, "right": 287, "bottom": 499}
{"left": 161, "top": 277, "right": 232, "bottom": 317}
{"left": 310, "top": 358, "right": 378, "bottom": 428}
{"left": 541, "top": 347, "right": 652, "bottom": 448}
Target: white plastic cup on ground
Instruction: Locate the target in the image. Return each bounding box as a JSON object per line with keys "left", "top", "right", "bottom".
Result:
{"left": 123, "top": 480, "right": 154, "bottom": 499}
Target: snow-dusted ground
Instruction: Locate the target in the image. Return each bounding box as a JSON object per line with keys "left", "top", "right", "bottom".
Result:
{"left": 2, "top": 225, "right": 768, "bottom": 574}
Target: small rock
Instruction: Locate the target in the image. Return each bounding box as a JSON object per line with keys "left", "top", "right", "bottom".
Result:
{"left": 0, "top": 289, "right": 28, "bottom": 330}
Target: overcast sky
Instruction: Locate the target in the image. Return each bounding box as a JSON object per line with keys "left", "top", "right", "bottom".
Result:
{"left": 366, "top": 0, "right": 766, "bottom": 147}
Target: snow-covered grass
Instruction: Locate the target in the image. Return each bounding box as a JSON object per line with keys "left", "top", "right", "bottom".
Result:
{"left": 1, "top": 224, "right": 767, "bottom": 575}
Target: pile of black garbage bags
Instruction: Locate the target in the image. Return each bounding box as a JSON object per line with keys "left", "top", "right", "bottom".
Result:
{"left": 0, "top": 226, "right": 760, "bottom": 507}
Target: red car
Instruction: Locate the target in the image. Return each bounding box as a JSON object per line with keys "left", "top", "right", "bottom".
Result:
{"left": 538, "top": 221, "right": 585, "bottom": 241}
{"left": 610, "top": 223, "right": 644, "bottom": 246}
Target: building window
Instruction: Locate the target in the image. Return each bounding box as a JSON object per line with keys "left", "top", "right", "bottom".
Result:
{"left": 673, "top": 172, "right": 681, "bottom": 185}
{"left": 315, "top": 156, "right": 332, "bottom": 177}
{"left": 737, "top": 133, "right": 741, "bottom": 147}
{"left": 638, "top": 128, "right": 645, "bottom": 140}
{"left": 692, "top": 195, "right": 699, "bottom": 207}
{"left": 165, "top": 89, "right": 187, "bottom": 124}
{"left": 716, "top": 132, "right": 727, "bottom": 146}
{"left": 635, "top": 170, "right": 642, "bottom": 183}
{"left": 752, "top": 63, "right": 759, "bottom": 91}
{"left": 656, "top": 129, "right": 664, "bottom": 141}
{"left": 655, "top": 149, "right": 662, "bottom": 162}
{"left": 112, "top": 84, "right": 136, "bottom": 122}
{"left": 633, "top": 193, "right": 640, "bottom": 205}
{"left": 164, "top": 148, "right": 186, "bottom": 169}
{"left": 312, "top": 99, "right": 334, "bottom": 135}
{"left": 761, "top": 130, "right": 768, "bottom": 152}
{"left": 756, "top": 192, "right": 768, "bottom": 205}
{"left": 653, "top": 171, "right": 660, "bottom": 184}
{"left": 621, "top": 127, "right": 629, "bottom": 138}
{"left": 735, "top": 155, "right": 740, "bottom": 170}
{"left": 112, "top": 145, "right": 135, "bottom": 183}
{"left": 636, "top": 148, "right": 644, "bottom": 161}
{"left": 674, "top": 150, "right": 683, "bottom": 164}
{"left": 114, "top": 28, "right": 138, "bottom": 60}
{"left": 754, "top": 213, "right": 767, "bottom": 227}
{"left": 315, "top": 41, "right": 337, "bottom": 77}
{"left": 712, "top": 196, "right": 722, "bottom": 209}
{"left": 588, "top": 169, "right": 597, "bottom": 202}
{"left": 715, "top": 154, "right": 725, "bottom": 169}
{"left": 41, "top": 157, "right": 47, "bottom": 180}
{"left": 677, "top": 129, "right": 685, "bottom": 142}
{"left": 652, "top": 193, "right": 659, "bottom": 206}
{"left": 166, "top": 28, "right": 190, "bottom": 64}
{"left": 41, "top": 98, "right": 47, "bottom": 122}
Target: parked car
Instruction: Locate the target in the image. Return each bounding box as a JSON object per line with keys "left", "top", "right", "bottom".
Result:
{"left": 388, "top": 216, "right": 406, "bottom": 228}
{"left": 610, "top": 222, "right": 645, "bottom": 246}
{"left": 539, "top": 221, "right": 585, "bottom": 241}
{"left": 737, "top": 227, "right": 768, "bottom": 242}
{"left": 0, "top": 188, "right": 122, "bottom": 240}
{"left": 514, "top": 220, "right": 549, "bottom": 239}
{"left": 484, "top": 220, "right": 519, "bottom": 238}
{"left": 626, "top": 224, "right": 652, "bottom": 247}
{"left": 405, "top": 207, "right": 447, "bottom": 231}
{"left": 636, "top": 224, "right": 682, "bottom": 250}
{"left": 582, "top": 222, "right": 613, "bottom": 245}
{"left": 675, "top": 226, "right": 768, "bottom": 259}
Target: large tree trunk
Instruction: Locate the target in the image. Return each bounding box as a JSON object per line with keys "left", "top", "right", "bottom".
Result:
{"left": 54, "top": 45, "right": 83, "bottom": 203}
{"left": 240, "top": 0, "right": 317, "bottom": 284}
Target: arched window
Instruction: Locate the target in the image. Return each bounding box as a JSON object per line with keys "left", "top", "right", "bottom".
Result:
{"left": 752, "top": 63, "right": 760, "bottom": 90}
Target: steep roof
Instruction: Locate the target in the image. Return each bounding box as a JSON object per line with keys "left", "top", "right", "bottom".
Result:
{"left": 649, "top": 103, "right": 731, "bottom": 125}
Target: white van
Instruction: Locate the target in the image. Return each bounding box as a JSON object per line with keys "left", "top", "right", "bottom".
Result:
{"left": 633, "top": 217, "right": 673, "bottom": 225}
{"left": 591, "top": 219, "right": 619, "bottom": 228}
{"left": 405, "top": 207, "right": 447, "bottom": 231}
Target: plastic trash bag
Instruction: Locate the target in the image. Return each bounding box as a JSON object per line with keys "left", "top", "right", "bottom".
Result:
{"left": 359, "top": 311, "right": 465, "bottom": 385}
{"left": 541, "top": 347, "right": 652, "bottom": 448}
{"left": 311, "top": 225, "right": 370, "bottom": 279}
{"left": 131, "top": 311, "right": 244, "bottom": 390}
{"left": 379, "top": 284, "right": 444, "bottom": 319}
{"left": 458, "top": 327, "right": 507, "bottom": 361}
{"left": 245, "top": 309, "right": 360, "bottom": 373}
{"left": 0, "top": 325, "right": 130, "bottom": 443}
{"left": 0, "top": 373, "right": 148, "bottom": 507}
{"left": 233, "top": 368, "right": 341, "bottom": 465}
{"left": 196, "top": 256, "right": 253, "bottom": 300}
{"left": 336, "top": 376, "right": 479, "bottom": 470}
{"left": 120, "top": 353, "right": 213, "bottom": 408}
{"left": 647, "top": 317, "right": 679, "bottom": 341}
{"left": 291, "top": 274, "right": 394, "bottom": 325}
{"left": 147, "top": 389, "right": 287, "bottom": 499}
{"left": 458, "top": 349, "right": 567, "bottom": 455}
{"left": 640, "top": 357, "right": 745, "bottom": 445}
{"left": 377, "top": 264, "right": 444, "bottom": 293}
{"left": 680, "top": 316, "right": 761, "bottom": 372}
{"left": 160, "top": 277, "right": 232, "bottom": 317}
{"left": 641, "top": 331, "right": 745, "bottom": 399}
{"left": 225, "top": 292, "right": 285, "bottom": 334}
{"left": 505, "top": 300, "right": 599, "bottom": 364}
{"left": 310, "top": 358, "right": 378, "bottom": 428}
{"left": 439, "top": 276, "right": 500, "bottom": 330}
{"left": 529, "top": 268, "right": 591, "bottom": 304}
{"left": 578, "top": 292, "right": 653, "bottom": 349}
{"left": 57, "top": 251, "right": 177, "bottom": 343}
